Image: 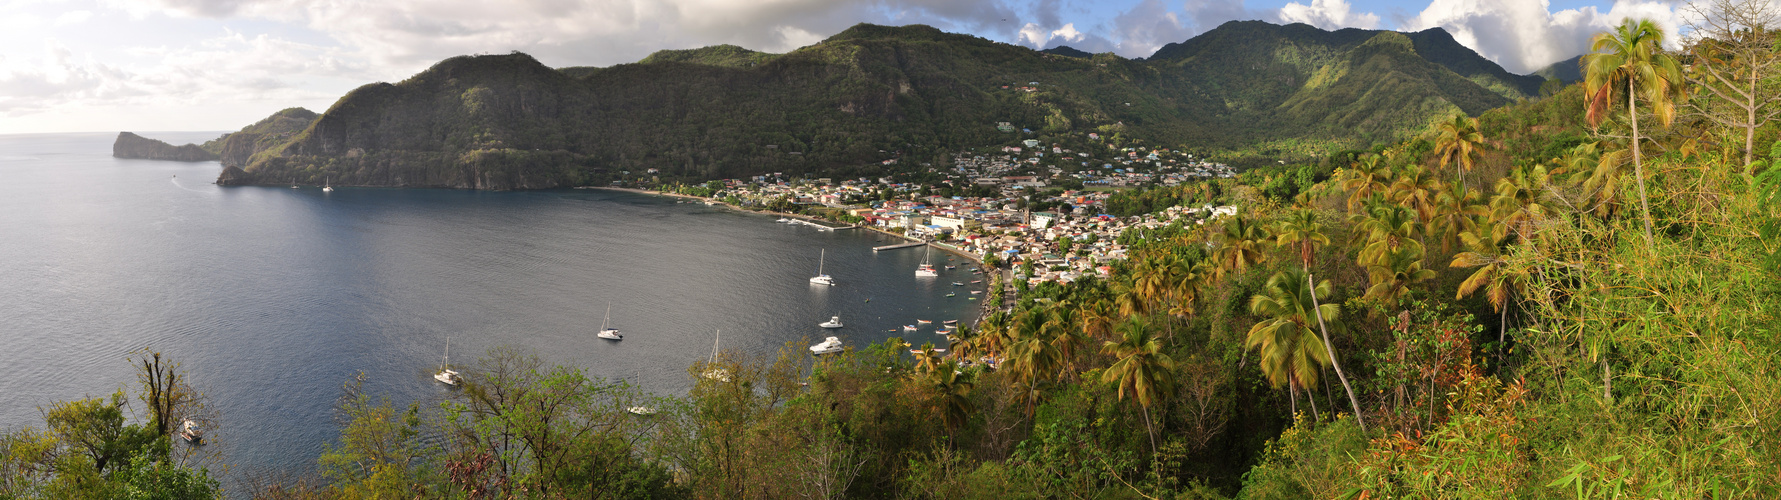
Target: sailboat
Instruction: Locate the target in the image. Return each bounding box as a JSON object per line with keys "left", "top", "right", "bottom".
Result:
{"left": 179, "top": 419, "right": 203, "bottom": 445}
{"left": 322, "top": 176, "right": 334, "bottom": 193}
{"left": 809, "top": 249, "right": 835, "bottom": 286}
{"left": 434, "top": 337, "right": 461, "bottom": 385}
{"left": 702, "top": 329, "right": 731, "bottom": 381}
{"left": 914, "top": 245, "right": 939, "bottom": 277}
{"left": 597, "top": 304, "right": 622, "bottom": 340}
{"left": 290, "top": 177, "right": 298, "bottom": 189}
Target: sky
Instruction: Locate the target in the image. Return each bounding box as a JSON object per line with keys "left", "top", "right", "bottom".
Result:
{"left": 0, "top": 0, "right": 1693, "bottom": 134}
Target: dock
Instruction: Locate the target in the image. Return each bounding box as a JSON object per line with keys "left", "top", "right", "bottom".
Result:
{"left": 784, "top": 218, "right": 855, "bottom": 231}
{"left": 873, "top": 241, "right": 928, "bottom": 252}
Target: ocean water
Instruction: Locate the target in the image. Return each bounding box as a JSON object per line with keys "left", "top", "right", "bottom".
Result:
{"left": 0, "top": 132, "right": 983, "bottom": 481}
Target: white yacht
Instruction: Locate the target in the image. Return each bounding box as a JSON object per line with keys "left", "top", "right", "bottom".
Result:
{"left": 820, "top": 316, "right": 844, "bottom": 328}
{"left": 321, "top": 176, "right": 334, "bottom": 193}
{"left": 596, "top": 304, "right": 622, "bottom": 340}
{"left": 434, "top": 336, "right": 460, "bottom": 385}
{"left": 915, "top": 246, "right": 939, "bottom": 277}
{"left": 702, "top": 329, "right": 731, "bottom": 381}
{"left": 810, "top": 336, "right": 844, "bottom": 355}
{"left": 809, "top": 249, "right": 835, "bottom": 286}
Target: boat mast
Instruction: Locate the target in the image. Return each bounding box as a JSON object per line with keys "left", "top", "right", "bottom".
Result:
{"left": 711, "top": 329, "right": 721, "bottom": 364}
{"left": 441, "top": 337, "right": 450, "bottom": 371}
{"left": 818, "top": 249, "right": 824, "bottom": 275}
{"left": 602, "top": 304, "right": 612, "bottom": 330}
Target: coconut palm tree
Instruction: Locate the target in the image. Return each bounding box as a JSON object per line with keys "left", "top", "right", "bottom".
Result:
{"left": 1584, "top": 17, "right": 1685, "bottom": 247}
{"left": 1364, "top": 247, "right": 1438, "bottom": 307}
{"left": 1434, "top": 114, "right": 1485, "bottom": 185}
{"left": 1246, "top": 269, "right": 1337, "bottom": 418}
{"left": 1489, "top": 163, "right": 1560, "bottom": 246}
{"left": 1428, "top": 181, "right": 1485, "bottom": 254}
{"left": 1349, "top": 200, "right": 1425, "bottom": 268}
{"left": 1452, "top": 220, "right": 1521, "bottom": 349}
{"left": 1101, "top": 317, "right": 1176, "bottom": 455}
{"left": 1342, "top": 153, "right": 1393, "bottom": 211}
{"left": 1271, "top": 209, "right": 1366, "bottom": 430}
{"left": 1390, "top": 163, "right": 1442, "bottom": 222}
{"left": 1213, "top": 213, "right": 1270, "bottom": 280}
{"left": 921, "top": 360, "right": 975, "bottom": 436}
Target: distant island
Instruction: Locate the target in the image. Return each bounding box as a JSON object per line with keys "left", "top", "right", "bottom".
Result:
{"left": 117, "top": 21, "right": 1577, "bottom": 190}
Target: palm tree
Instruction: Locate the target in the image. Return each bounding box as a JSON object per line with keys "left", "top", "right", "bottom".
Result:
{"left": 921, "top": 360, "right": 975, "bottom": 435}
{"left": 1434, "top": 114, "right": 1485, "bottom": 185}
{"left": 1349, "top": 200, "right": 1424, "bottom": 267}
{"left": 1584, "top": 17, "right": 1685, "bottom": 247}
{"left": 1246, "top": 269, "right": 1336, "bottom": 418}
{"left": 1101, "top": 317, "right": 1176, "bottom": 455}
{"left": 1390, "top": 164, "right": 1441, "bottom": 222}
{"left": 1342, "top": 154, "right": 1393, "bottom": 211}
{"left": 1271, "top": 209, "right": 1366, "bottom": 430}
{"left": 1043, "top": 304, "right": 1086, "bottom": 379}
{"left": 1489, "top": 163, "right": 1560, "bottom": 246}
{"left": 1364, "top": 247, "right": 1438, "bottom": 307}
{"left": 1213, "top": 213, "right": 1270, "bottom": 280}
{"left": 1452, "top": 220, "right": 1521, "bottom": 350}
{"left": 1428, "top": 181, "right": 1485, "bottom": 254}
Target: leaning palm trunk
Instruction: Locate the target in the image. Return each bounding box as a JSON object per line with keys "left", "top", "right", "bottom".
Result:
{"left": 1308, "top": 273, "right": 1366, "bottom": 431}
{"left": 1630, "top": 79, "right": 1655, "bottom": 247}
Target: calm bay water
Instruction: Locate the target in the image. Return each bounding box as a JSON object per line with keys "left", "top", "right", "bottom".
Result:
{"left": 0, "top": 132, "right": 982, "bottom": 480}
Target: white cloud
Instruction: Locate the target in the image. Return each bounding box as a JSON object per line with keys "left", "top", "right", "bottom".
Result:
{"left": 1278, "top": 0, "right": 1381, "bottom": 30}
{"left": 54, "top": 10, "right": 94, "bottom": 26}
{"left": 1402, "top": 0, "right": 1686, "bottom": 74}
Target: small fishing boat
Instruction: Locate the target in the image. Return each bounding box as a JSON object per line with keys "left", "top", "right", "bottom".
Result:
{"left": 968, "top": 297, "right": 978, "bottom": 300}
{"left": 909, "top": 348, "right": 948, "bottom": 354}
{"left": 917, "top": 319, "right": 933, "bottom": 325}
{"left": 936, "top": 329, "right": 952, "bottom": 335}
{"left": 944, "top": 265, "right": 956, "bottom": 270}
{"left": 970, "top": 280, "right": 982, "bottom": 284}
{"left": 952, "top": 282, "right": 964, "bottom": 286}
{"left": 903, "top": 325, "right": 918, "bottom": 331}
{"left": 942, "top": 320, "right": 958, "bottom": 326}
{"left": 179, "top": 419, "right": 203, "bottom": 445}
{"left": 970, "top": 290, "right": 983, "bottom": 295}
{"left": 945, "top": 292, "right": 955, "bottom": 297}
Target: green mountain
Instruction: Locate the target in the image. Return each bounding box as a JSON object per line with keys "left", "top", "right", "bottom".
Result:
{"left": 111, "top": 108, "right": 317, "bottom": 164}
{"left": 206, "top": 21, "right": 1553, "bottom": 189}
{"left": 1532, "top": 55, "right": 1584, "bottom": 83}
{"left": 1040, "top": 46, "right": 1094, "bottom": 58}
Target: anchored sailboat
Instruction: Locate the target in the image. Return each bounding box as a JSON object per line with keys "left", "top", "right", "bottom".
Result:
{"left": 702, "top": 329, "right": 731, "bottom": 381}
{"left": 434, "top": 337, "right": 461, "bottom": 385}
{"left": 809, "top": 249, "right": 835, "bottom": 286}
{"left": 597, "top": 304, "right": 622, "bottom": 340}
{"left": 914, "top": 245, "right": 938, "bottom": 277}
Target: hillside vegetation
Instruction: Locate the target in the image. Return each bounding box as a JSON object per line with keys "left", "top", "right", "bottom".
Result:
{"left": 212, "top": 21, "right": 1559, "bottom": 189}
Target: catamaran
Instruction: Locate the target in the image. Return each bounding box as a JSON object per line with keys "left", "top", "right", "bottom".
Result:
{"left": 809, "top": 336, "right": 844, "bottom": 355}
{"left": 434, "top": 337, "right": 461, "bottom": 385}
{"left": 597, "top": 304, "right": 622, "bottom": 340}
{"left": 914, "top": 246, "right": 939, "bottom": 277}
{"left": 820, "top": 316, "right": 844, "bottom": 328}
{"left": 322, "top": 176, "right": 334, "bottom": 193}
{"left": 809, "top": 249, "right": 835, "bottom": 286}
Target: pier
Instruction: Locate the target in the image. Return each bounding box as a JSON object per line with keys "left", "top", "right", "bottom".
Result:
{"left": 873, "top": 241, "right": 928, "bottom": 252}
{"left": 783, "top": 218, "right": 855, "bottom": 231}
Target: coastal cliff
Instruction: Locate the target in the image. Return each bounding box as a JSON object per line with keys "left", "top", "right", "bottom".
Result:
{"left": 112, "top": 132, "right": 218, "bottom": 162}
{"left": 111, "top": 108, "right": 318, "bottom": 168}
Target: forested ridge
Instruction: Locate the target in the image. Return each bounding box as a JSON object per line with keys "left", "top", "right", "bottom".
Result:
{"left": 210, "top": 20, "right": 1555, "bottom": 189}
{"left": 28, "top": 5, "right": 1781, "bottom": 499}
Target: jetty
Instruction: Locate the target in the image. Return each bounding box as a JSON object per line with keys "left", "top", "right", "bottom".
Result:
{"left": 873, "top": 241, "right": 928, "bottom": 252}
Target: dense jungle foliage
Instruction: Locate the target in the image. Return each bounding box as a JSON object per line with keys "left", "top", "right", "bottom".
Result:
{"left": 31, "top": 8, "right": 1781, "bottom": 499}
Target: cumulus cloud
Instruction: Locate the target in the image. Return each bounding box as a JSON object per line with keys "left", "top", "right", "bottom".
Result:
{"left": 1278, "top": 0, "right": 1381, "bottom": 30}
{"left": 1402, "top": 0, "right": 1686, "bottom": 74}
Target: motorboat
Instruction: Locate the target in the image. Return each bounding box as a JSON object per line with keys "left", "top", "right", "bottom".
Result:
{"left": 944, "top": 265, "right": 956, "bottom": 270}
{"left": 820, "top": 316, "right": 844, "bottom": 328}
{"left": 970, "top": 280, "right": 982, "bottom": 284}
{"left": 903, "top": 325, "right": 918, "bottom": 331}
{"left": 946, "top": 292, "right": 955, "bottom": 297}
{"left": 952, "top": 282, "right": 964, "bottom": 286}
{"left": 597, "top": 304, "right": 622, "bottom": 340}
{"left": 809, "top": 249, "right": 835, "bottom": 286}
{"left": 810, "top": 336, "right": 844, "bottom": 355}
{"left": 179, "top": 419, "right": 203, "bottom": 445}
{"left": 435, "top": 337, "right": 461, "bottom": 385}
{"left": 917, "top": 319, "right": 933, "bottom": 325}
{"left": 970, "top": 290, "right": 983, "bottom": 295}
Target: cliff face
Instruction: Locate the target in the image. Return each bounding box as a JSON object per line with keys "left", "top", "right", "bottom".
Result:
{"left": 112, "top": 132, "right": 218, "bottom": 162}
